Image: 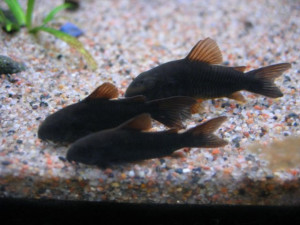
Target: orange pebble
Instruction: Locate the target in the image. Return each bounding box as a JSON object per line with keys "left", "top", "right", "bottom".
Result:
{"left": 246, "top": 112, "right": 253, "bottom": 117}
{"left": 254, "top": 105, "right": 262, "bottom": 110}
{"left": 262, "top": 113, "right": 270, "bottom": 119}
{"left": 121, "top": 80, "right": 128, "bottom": 87}
{"left": 246, "top": 118, "right": 254, "bottom": 124}
{"left": 212, "top": 148, "right": 221, "bottom": 155}
{"left": 289, "top": 169, "right": 298, "bottom": 176}
{"left": 220, "top": 187, "right": 228, "bottom": 193}
{"left": 223, "top": 167, "right": 233, "bottom": 175}
{"left": 243, "top": 132, "right": 250, "bottom": 137}
{"left": 47, "top": 158, "right": 52, "bottom": 165}
{"left": 120, "top": 173, "right": 126, "bottom": 179}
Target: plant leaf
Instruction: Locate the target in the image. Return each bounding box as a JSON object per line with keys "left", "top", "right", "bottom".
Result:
{"left": 0, "top": 9, "right": 20, "bottom": 32}
{"left": 26, "top": 0, "right": 35, "bottom": 29}
{"left": 42, "top": 3, "right": 72, "bottom": 26}
{"left": 0, "top": 9, "right": 6, "bottom": 23}
{"left": 35, "top": 26, "right": 97, "bottom": 70}
{"left": 4, "top": 0, "right": 25, "bottom": 26}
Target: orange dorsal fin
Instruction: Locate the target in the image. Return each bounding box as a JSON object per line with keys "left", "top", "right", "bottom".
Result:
{"left": 190, "top": 101, "right": 204, "bottom": 114}
{"left": 232, "top": 66, "right": 246, "bottom": 72}
{"left": 227, "top": 91, "right": 246, "bottom": 103}
{"left": 186, "top": 116, "right": 227, "bottom": 135}
{"left": 186, "top": 38, "right": 223, "bottom": 64}
{"left": 87, "top": 82, "right": 119, "bottom": 100}
{"left": 118, "top": 114, "right": 152, "bottom": 131}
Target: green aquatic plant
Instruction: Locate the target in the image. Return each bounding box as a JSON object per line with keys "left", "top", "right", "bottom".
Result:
{"left": 0, "top": 0, "right": 97, "bottom": 70}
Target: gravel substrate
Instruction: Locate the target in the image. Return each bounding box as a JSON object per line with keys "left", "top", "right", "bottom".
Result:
{"left": 0, "top": 0, "right": 299, "bottom": 205}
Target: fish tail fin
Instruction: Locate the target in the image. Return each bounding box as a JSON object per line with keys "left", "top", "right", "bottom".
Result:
{"left": 184, "top": 116, "right": 228, "bottom": 148}
{"left": 246, "top": 63, "right": 291, "bottom": 98}
{"left": 147, "top": 96, "right": 197, "bottom": 128}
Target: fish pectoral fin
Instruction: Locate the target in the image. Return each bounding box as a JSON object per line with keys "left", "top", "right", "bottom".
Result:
{"left": 86, "top": 82, "right": 119, "bottom": 100}
{"left": 166, "top": 128, "right": 179, "bottom": 133}
{"left": 186, "top": 37, "right": 223, "bottom": 64}
{"left": 120, "top": 95, "right": 146, "bottom": 102}
{"left": 227, "top": 92, "right": 246, "bottom": 103}
{"left": 191, "top": 101, "right": 204, "bottom": 114}
{"left": 118, "top": 113, "right": 152, "bottom": 131}
{"left": 232, "top": 66, "right": 246, "bottom": 72}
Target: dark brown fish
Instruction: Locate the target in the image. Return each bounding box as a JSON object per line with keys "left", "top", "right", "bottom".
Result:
{"left": 38, "top": 83, "right": 196, "bottom": 144}
{"left": 66, "top": 114, "right": 228, "bottom": 168}
{"left": 125, "top": 38, "right": 291, "bottom": 103}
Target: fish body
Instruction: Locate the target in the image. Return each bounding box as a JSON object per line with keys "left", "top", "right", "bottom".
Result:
{"left": 125, "top": 38, "right": 291, "bottom": 102}
{"left": 38, "top": 83, "right": 196, "bottom": 143}
{"left": 66, "top": 114, "right": 227, "bottom": 168}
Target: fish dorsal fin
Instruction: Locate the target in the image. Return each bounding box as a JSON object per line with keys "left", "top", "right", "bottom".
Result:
{"left": 232, "top": 66, "right": 246, "bottom": 72}
{"left": 190, "top": 101, "right": 204, "bottom": 114}
{"left": 87, "top": 82, "right": 119, "bottom": 100}
{"left": 227, "top": 91, "right": 246, "bottom": 103}
{"left": 186, "top": 116, "right": 227, "bottom": 135}
{"left": 186, "top": 38, "right": 223, "bottom": 64}
{"left": 118, "top": 113, "right": 152, "bottom": 131}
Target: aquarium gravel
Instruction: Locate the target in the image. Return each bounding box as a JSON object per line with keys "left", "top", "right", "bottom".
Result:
{"left": 0, "top": 0, "right": 299, "bottom": 205}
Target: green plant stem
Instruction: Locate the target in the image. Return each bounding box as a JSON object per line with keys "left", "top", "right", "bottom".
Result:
{"left": 26, "top": 0, "right": 35, "bottom": 29}
{"left": 42, "top": 3, "right": 72, "bottom": 26}
{"left": 4, "top": 0, "right": 25, "bottom": 26}
{"left": 31, "top": 26, "right": 97, "bottom": 70}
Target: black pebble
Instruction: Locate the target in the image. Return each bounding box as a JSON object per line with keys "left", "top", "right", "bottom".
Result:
{"left": 284, "top": 75, "right": 291, "bottom": 82}
{"left": 40, "top": 102, "right": 48, "bottom": 107}
{"left": 7, "top": 130, "right": 15, "bottom": 135}
{"left": 238, "top": 188, "right": 246, "bottom": 195}
{"left": 244, "top": 21, "right": 253, "bottom": 29}
{"left": 58, "top": 156, "right": 67, "bottom": 162}
{"left": 159, "top": 159, "right": 165, "bottom": 164}
{"left": 16, "top": 139, "right": 23, "bottom": 144}
{"left": 40, "top": 94, "right": 50, "bottom": 100}
{"left": 287, "top": 112, "right": 299, "bottom": 119}
{"left": 2, "top": 161, "right": 11, "bottom": 166}
{"left": 221, "top": 102, "right": 231, "bottom": 108}
{"left": 232, "top": 137, "right": 241, "bottom": 148}
{"left": 245, "top": 154, "right": 255, "bottom": 162}
{"left": 175, "top": 168, "right": 183, "bottom": 174}
{"left": 57, "top": 54, "right": 63, "bottom": 60}
{"left": 192, "top": 167, "right": 202, "bottom": 173}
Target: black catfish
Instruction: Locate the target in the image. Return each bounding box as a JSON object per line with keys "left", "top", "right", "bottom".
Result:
{"left": 125, "top": 38, "right": 291, "bottom": 103}
{"left": 66, "top": 114, "right": 228, "bottom": 168}
{"left": 38, "top": 83, "right": 196, "bottom": 143}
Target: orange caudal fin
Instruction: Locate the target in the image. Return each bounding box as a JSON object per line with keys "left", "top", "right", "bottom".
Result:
{"left": 246, "top": 63, "right": 291, "bottom": 98}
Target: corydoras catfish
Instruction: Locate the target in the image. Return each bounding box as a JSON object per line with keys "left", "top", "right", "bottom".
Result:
{"left": 66, "top": 114, "right": 228, "bottom": 168}
{"left": 38, "top": 83, "right": 196, "bottom": 143}
{"left": 125, "top": 38, "right": 291, "bottom": 103}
